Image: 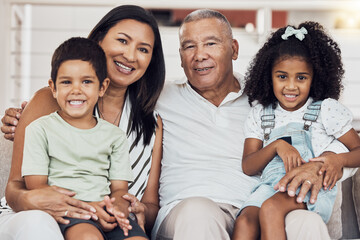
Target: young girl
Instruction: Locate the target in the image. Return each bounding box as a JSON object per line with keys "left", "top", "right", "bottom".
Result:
{"left": 232, "top": 21, "right": 360, "bottom": 240}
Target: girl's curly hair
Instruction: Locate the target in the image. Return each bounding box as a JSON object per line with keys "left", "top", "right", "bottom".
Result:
{"left": 244, "top": 21, "right": 344, "bottom": 107}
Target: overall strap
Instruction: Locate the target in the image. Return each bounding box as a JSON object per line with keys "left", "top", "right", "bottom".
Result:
{"left": 261, "top": 104, "right": 275, "bottom": 140}
{"left": 303, "top": 100, "right": 322, "bottom": 130}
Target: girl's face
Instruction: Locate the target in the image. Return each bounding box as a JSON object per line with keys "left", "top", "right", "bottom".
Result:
{"left": 272, "top": 56, "right": 313, "bottom": 112}
{"left": 99, "top": 19, "right": 155, "bottom": 89}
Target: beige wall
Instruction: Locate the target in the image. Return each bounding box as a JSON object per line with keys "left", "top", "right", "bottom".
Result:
{"left": 1, "top": 5, "right": 360, "bottom": 128}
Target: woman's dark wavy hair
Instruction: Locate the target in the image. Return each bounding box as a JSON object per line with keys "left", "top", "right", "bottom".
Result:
{"left": 244, "top": 21, "right": 344, "bottom": 107}
{"left": 88, "top": 5, "right": 165, "bottom": 146}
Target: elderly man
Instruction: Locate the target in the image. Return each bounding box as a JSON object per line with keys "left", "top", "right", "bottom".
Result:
{"left": 153, "top": 9, "right": 352, "bottom": 240}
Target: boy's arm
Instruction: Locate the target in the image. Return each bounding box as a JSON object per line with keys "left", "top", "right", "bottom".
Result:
{"left": 24, "top": 175, "right": 48, "bottom": 190}
{"left": 110, "top": 180, "right": 130, "bottom": 215}
{"left": 109, "top": 180, "right": 131, "bottom": 235}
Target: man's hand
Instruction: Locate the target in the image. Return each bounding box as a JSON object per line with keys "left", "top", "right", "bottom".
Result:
{"left": 1, "top": 101, "right": 27, "bottom": 141}
{"left": 274, "top": 162, "right": 324, "bottom": 204}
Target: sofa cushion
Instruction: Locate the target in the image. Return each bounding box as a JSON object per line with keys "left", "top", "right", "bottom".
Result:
{"left": 352, "top": 169, "right": 360, "bottom": 233}
{"left": 0, "top": 136, "right": 12, "bottom": 198}
{"left": 327, "top": 183, "right": 342, "bottom": 239}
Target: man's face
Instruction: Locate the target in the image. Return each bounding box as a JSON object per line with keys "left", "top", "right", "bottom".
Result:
{"left": 179, "top": 18, "right": 238, "bottom": 94}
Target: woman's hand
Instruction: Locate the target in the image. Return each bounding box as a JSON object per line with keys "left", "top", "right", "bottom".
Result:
{"left": 1, "top": 101, "right": 27, "bottom": 141}
{"left": 24, "top": 185, "right": 97, "bottom": 224}
{"left": 123, "top": 194, "right": 146, "bottom": 231}
{"left": 275, "top": 139, "right": 303, "bottom": 172}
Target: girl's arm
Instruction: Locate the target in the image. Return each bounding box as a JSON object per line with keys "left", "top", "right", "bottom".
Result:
{"left": 5, "top": 87, "right": 95, "bottom": 223}
{"left": 242, "top": 138, "right": 303, "bottom": 175}
{"left": 310, "top": 128, "right": 360, "bottom": 189}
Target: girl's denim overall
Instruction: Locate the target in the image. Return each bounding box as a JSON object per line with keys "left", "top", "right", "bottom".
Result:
{"left": 241, "top": 102, "right": 337, "bottom": 223}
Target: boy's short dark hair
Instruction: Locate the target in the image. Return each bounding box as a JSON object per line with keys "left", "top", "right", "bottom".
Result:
{"left": 51, "top": 37, "right": 107, "bottom": 87}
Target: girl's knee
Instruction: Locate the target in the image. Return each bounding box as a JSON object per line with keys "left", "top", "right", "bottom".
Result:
{"left": 236, "top": 207, "right": 260, "bottom": 229}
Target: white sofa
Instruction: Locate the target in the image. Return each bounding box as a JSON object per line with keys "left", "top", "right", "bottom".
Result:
{"left": 0, "top": 136, "right": 359, "bottom": 239}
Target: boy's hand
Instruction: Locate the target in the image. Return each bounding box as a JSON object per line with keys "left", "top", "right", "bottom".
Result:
{"left": 276, "top": 140, "right": 303, "bottom": 172}
{"left": 309, "top": 154, "right": 343, "bottom": 190}
{"left": 89, "top": 200, "right": 117, "bottom": 232}
{"left": 103, "top": 196, "right": 132, "bottom": 236}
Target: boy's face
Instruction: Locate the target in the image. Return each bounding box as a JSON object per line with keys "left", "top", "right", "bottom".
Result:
{"left": 49, "top": 60, "right": 109, "bottom": 126}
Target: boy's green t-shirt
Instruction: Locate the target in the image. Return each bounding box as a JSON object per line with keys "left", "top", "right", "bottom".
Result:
{"left": 22, "top": 112, "right": 133, "bottom": 202}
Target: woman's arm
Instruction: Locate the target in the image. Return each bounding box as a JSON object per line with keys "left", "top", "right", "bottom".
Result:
{"left": 141, "top": 115, "right": 162, "bottom": 234}
{"left": 5, "top": 87, "right": 95, "bottom": 223}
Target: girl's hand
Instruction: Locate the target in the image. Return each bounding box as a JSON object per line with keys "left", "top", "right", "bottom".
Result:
{"left": 276, "top": 140, "right": 303, "bottom": 172}
{"left": 123, "top": 194, "right": 147, "bottom": 231}
{"left": 309, "top": 154, "right": 343, "bottom": 190}
{"left": 89, "top": 199, "right": 117, "bottom": 232}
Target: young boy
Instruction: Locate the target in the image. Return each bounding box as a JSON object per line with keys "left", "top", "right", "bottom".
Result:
{"left": 21, "top": 37, "right": 145, "bottom": 239}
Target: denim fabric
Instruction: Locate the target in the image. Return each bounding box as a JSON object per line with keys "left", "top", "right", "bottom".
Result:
{"left": 241, "top": 122, "right": 337, "bottom": 223}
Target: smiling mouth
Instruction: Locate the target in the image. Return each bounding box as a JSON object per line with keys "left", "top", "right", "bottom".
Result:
{"left": 69, "top": 100, "right": 85, "bottom": 106}
{"left": 194, "top": 67, "right": 213, "bottom": 72}
{"left": 115, "top": 61, "right": 134, "bottom": 72}
{"left": 284, "top": 94, "right": 297, "bottom": 98}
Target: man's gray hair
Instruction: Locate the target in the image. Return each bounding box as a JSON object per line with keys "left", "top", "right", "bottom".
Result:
{"left": 181, "top": 9, "right": 233, "bottom": 38}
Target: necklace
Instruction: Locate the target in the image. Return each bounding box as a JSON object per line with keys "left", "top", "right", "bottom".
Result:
{"left": 98, "top": 97, "right": 122, "bottom": 125}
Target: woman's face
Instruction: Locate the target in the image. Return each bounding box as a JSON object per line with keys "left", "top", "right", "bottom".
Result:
{"left": 99, "top": 19, "right": 155, "bottom": 89}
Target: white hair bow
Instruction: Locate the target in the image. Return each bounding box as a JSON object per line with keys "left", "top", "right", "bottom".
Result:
{"left": 281, "top": 26, "right": 308, "bottom": 41}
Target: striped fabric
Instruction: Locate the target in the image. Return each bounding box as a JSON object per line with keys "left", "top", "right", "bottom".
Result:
{"left": 95, "top": 96, "right": 155, "bottom": 200}
{"left": 0, "top": 197, "right": 11, "bottom": 215}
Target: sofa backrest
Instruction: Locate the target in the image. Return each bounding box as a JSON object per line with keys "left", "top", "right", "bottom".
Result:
{"left": 0, "top": 136, "right": 12, "bottom": 198}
